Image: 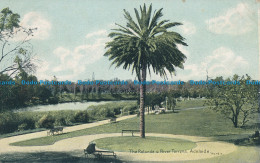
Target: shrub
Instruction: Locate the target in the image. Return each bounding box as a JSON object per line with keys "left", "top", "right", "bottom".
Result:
{"left": 123, "top": 105, "right": 137, "bottom": 115}
{"left": 20, "top": 118, "right": 35, "bottom": 130}
{"left": 18, "top": 123, "right": 27, "bottom": 131}
{"left": 0, "top": 112, "right": 19, "bottom": 134}
{"left": 88, "top": 107, "right": 98, "bottom": 119}
{"left": 55, "top": 117, "right": 66, "bottom": 126}
{"left": 74, "top": 111, "right": 89, "bottom": 123}
{"left": 64, "top": 116, "right": 74, "bottom": 126}
{"left": 98, "top": 108, "right": 115, "bottom": 118}
{"left": 110, "top": 105, "right": 122, "bottom": 115}
{"left": 48, "top": 97, "right": 59, "bottom": 104}
{"left": 38, "top": 114, "right": 55, "bottom": 129}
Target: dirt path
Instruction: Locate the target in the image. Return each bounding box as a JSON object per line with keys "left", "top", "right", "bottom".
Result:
{"left": 0, "top": 132, "right": 237, "bottom": 161}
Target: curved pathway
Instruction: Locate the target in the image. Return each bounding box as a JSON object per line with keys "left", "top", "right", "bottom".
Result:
{"left": 0, "top": 133, "right": 236, "bottom": 161}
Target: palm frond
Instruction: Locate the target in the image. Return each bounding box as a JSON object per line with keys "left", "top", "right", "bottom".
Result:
{"left": 104, "top": 3, "right": 188, "bottom": 80}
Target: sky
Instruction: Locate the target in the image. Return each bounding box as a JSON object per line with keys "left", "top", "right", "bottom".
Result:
{"left": 0, "top": 0, "right": 259, "bottom": 82}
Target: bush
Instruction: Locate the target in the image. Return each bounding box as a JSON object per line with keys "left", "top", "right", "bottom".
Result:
{"left": 64, "top": 116, "right": 74, "bottom": 125}
{"left": 38, "top": 114, "right": 55, "bottom": 129}
{"left": 110, "top": 105, "right": 122, "bottom": 115}
{"left": 18, "top": 123, "right": 27, "bottom": 131}
{"left": 48, "top": 97, "right": 59, "bottom": 104}
{"left": 20, "top": 118, "right": 35, "bottom": 130}
{"left": 98, "top": 108, "right": 115, "bottom": 118}
{"left": 74, "top": 111, "right": 89, "bottom": 123}
{"left": 88, "top": 107, "right": 98, "bottom": 119}
{"left": 123, "top": 105, "right": 137, "bottom": 115}
{"left": 55, "top": 117, "right": 66, "bottom": 126}
{"left": 0, "top": 112, "right": 19, "bottom": 134}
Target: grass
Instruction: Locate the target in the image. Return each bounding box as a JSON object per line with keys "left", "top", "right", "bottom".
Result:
{"left": 0, "top": 151, "right": 123, "bottom": 163}
{"left": 0, "top": 128, "right": 46, "bottom": 139}
{"left": 11, "top": 107, "right": 258, "bottom": 146}
{"left": 175, "top": 98, "right": 208, "bottom": 109}
{"left": 95, "top": 136, "right": 196, "bottom": 152}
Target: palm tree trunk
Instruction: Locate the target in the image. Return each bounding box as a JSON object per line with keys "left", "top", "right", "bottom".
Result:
{"left": 140, "top": 64, "right": 146, "bottom": 138}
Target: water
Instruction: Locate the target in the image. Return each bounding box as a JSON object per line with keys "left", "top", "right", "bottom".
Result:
{"left": 16, "top": 100, "right": 132, "bottom": 112}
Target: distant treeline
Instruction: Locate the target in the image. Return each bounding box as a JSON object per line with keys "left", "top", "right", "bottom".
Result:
{"left": 0, "top": 71, "right": 211, "bottom": 111}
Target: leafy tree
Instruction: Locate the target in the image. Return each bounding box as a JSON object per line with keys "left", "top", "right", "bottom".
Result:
{"left": 137, "top": 93, "right": 164, "bottom": 112}
{"left": 104, "top": 4, "right": 187, "bottom": 137}
{"left": 206, "top": 74, "right": 258, "bottom": 128}
{"left": 0, "top": 74, "right": 15, "bottom": 111}
{"left": 166, "top": 90, "right": 177, "bottom": 112}
{"left": 0, "top": 7, "right": 36, "bottom": 76}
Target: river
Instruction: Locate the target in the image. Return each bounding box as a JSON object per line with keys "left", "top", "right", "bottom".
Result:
{"left": 16, "top": 100, "right": 134, "bottom": 112}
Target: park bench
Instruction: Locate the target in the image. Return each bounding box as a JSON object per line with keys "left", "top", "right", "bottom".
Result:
{"left": 109, "top": 117, "right": 116, "bottom": 123}
{"left": 121, "top": 129, "right": 140, "bottom": 136}
{"left": 47, "top": 126, "right": 63, "bottom": 136}
{"left": 84, "top": 142, "right": 117, "bottom": 159}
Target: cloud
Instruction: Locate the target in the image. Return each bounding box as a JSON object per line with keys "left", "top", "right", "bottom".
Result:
{"left": 85, "top": 30, "right": 107, "bottom": 38}
{"left": 21, "top": 12, "right": 51, "bottom": 39}
{"left": 150, "top": 47, "right": 249, "bottom": 81}
{"left": 206, "top": 3, "right": 255, "bottom": 35}
{"left": 51, "top": 36, "right": 110, "bottom": 80}
{"left": 202, "top": 47, "right": 248, "bottom": 77}
{"left": 33, "top": 57, "right": 51, "bottom": 80}
{"left": 180, "top": 21, "right": 196, "bottom": 35}
{"left": 12, "top": 12, "right": 51, "bottom": 41}
{"left": 259, "top": 9, "right": 260, "bottom": 79}
{"left": 53, "top": 47, "right": 70, "bottom": 63}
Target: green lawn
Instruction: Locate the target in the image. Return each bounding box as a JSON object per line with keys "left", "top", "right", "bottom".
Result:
{"left": 95, "top": 136, "right": 196, "bottom": 152}
{"left": 175, "top": 99, "right": 207, "bottom": 109}
{"left": 11, "top": 107, "right": 258, "bottom": 146}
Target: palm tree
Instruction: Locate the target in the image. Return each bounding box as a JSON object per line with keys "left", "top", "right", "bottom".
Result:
{"left": 104, "top": 4, "right": 187, "bottom": 138}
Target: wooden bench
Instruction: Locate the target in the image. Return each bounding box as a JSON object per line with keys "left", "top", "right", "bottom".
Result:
{"left": 47, "top": 126, "right": 63, "bottom": 136}
{"left": 109, "top": 118, "right": 116, "bottom": 123}
{"left": 84, "top": 143, "right": 116, "bottom": 159}
{"left": 121, "top": 129, "right": 140, "bottom": 136}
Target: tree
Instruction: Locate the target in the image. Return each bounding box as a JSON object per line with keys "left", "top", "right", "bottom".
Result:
{"left": 206, "top": 74, "right": 258, "bottom": 128}
{"left": 0, "top": 74, "right": 15, "bottom": 111}
{"left": 104, "top": 4, "right": 187, "bottom": 138}
{"left": 137, "top": 93, "right": 164, "bottom": 113}
{"left": 166, "top": 90, "right": 177, "bottom": 112}
{"left": 0, "top": 7, "right": 36, "bottom": 76}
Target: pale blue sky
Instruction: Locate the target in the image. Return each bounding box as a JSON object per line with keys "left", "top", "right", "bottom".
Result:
{"left": 1, "top": 0, "right": 259, "bottom": 81}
